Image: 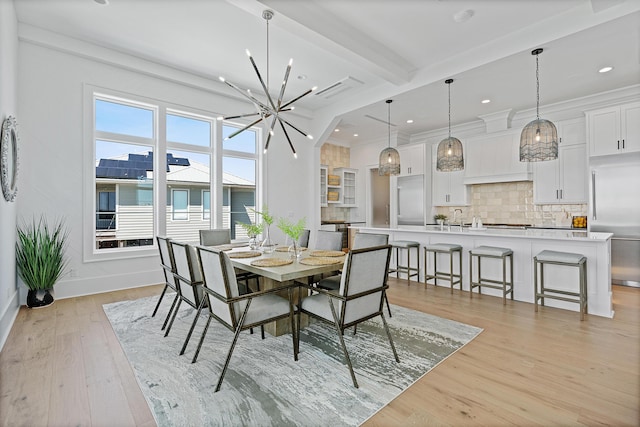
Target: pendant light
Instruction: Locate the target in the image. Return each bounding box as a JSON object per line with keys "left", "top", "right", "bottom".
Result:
{"left": 519, "top": 48, "right": 558, "bottom": 162}
{"left": 436, "top": 79, "right": 464, "bottom": 171}
{"left": 378, "top": 99, "right": 401, "bottom": 176}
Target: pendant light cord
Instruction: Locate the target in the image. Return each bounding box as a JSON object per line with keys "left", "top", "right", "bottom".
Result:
{"left": 536, "top": 52, "right": 540, "bottom": 121}
{"left": 388, "top": 101, "right": 391, "bottom": 148}
{"left": 266, "top": 14, "right": 270, "bottom": 92}
{"left": 448, "top": 82, "right": 452, "bottom": 139}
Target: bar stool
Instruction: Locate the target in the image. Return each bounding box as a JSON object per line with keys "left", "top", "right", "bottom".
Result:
{"left": 469, "top": 246, "right": 514, "bottom": 304}
{"left": 424, "top": 243, "right": 462, "bottom": 292}
{"left": 534, "top": 250, "right": 587, "bottom": 320}
{"left": 388, "top": 240, "right": 420, "bottom": 284}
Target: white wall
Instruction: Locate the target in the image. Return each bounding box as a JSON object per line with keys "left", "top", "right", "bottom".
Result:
{"left": 0, "top": 0, "right": 19, "bottom": 350}
{"left": 15, "top": 33, "right": 314, "bottom": 302}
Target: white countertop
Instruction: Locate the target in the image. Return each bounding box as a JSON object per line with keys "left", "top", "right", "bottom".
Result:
{"left": 355, "top": 226, "right": 613, "bottom": 242}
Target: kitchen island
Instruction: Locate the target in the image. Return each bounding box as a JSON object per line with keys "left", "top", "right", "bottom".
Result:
{"left": 356, "top": 226, "right": 613, "bottom": 318}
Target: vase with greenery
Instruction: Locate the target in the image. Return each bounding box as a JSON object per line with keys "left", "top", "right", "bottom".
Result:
{"left": 237, "top": 221, "right": 263, "bottom": 250}
{"left": 254, "top": 205, "right": 275, "bottom": 253}
{"left": 434, "top": 214, "right": 448, "bottom": 224}
{"left": 16, "top": 217, "right": 69, "bottom": 308}
{"left": 277, "top": 217, "right": 306, "bottom": 260}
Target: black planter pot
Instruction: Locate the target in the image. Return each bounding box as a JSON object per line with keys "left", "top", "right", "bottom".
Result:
{"left": 26, "top": 289, "right": 55, "bottom": 309}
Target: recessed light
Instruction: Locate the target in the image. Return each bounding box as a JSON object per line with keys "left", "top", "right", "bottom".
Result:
{"left": 94, "top": 0, "right": 109, "bottom": 4}
{"left": 481, "top": 99, "right": 491, "bottom": 104}
{"left": 598, "top": 66, "right": 613, "bottom": 73}
{"left": 453, "top": 9, "right": 474, "bottom": 23}
{"left": 334, "top": 128, "right": 340, "bottom": 132}
{"left": 406, "top": 119, "right": 414, "bottom": 124}
{"left": 297, "top": 74, "right": 307, "bottom": 80}
{"left": 353, "top": 133, "right": 359, "bottom": 137}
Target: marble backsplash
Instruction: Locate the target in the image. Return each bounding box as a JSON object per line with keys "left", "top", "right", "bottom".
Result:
{"left": 435, "top": 181, "right": 587, "bottom": 227}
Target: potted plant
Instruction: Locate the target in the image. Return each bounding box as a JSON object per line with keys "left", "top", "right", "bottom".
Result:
{"left": 277, "top": 217, "right": 307, "bottom": 260}
{"left": 237, "top": 221, "right": 263, "bottom": 250}
{"left": 253, "top": 205, "right": 275, "bottom": 253}
{"left": 16, "top": 217, "right": 69, "bottom": 308}
{"left": 434, "top": 214, "right": 448, "bottom": 225}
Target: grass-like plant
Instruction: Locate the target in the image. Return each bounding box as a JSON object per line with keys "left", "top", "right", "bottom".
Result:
{"left": 237, "top": 220, "right": 263, "bottom": 237}
{"left": 253, "top": 205, "right": 274, "bottom": 226}
{"left": 277, "top": 217, "right": 307, "bottom": 242}
{"left": 16, "top": 217, "right": 69, "bottom": 291}
{"left": 434, "top": 214, "right": 448, "bottom": 222}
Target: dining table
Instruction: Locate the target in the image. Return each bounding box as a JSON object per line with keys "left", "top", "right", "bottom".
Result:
{"left": 210, "top": 244, "right": 347, "bottom": 336}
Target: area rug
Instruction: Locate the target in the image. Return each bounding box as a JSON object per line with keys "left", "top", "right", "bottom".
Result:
{"left": 103, "top": 296, "right": 482, "bottom": 426}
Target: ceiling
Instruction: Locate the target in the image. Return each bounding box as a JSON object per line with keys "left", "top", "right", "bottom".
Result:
{"left": 13, "top": 0, "right": 640, "bottom": 145}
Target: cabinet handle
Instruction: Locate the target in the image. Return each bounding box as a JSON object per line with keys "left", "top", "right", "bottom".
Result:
{"left": 556, "top": 189, "right": 559, "bottom": 199}
{"left": 623, "top": 139, "right": 625, "bottom": 149}
{"left": 618, "top": 140, "right": 620, "bottom": 149}
{"left": 560, "top": 189, "right": 563, "bottom": 199}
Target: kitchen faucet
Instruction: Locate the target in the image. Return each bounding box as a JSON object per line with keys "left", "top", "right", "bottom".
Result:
{"left": 453, "top": 209, "right": 463, "bottom": 226}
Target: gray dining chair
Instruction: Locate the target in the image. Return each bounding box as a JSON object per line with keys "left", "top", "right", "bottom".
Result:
{"left": 164, "top": 240, "right": 204, "bottom": 338}
{"left": 153, "top": 236, "right": 180, "bottom": 331}
{"left": 317, "top": 232, "right": 393, "bottom": 316}
{"left": 298, "top": 229, "right": 310, "bottom": 248}
{"left": 296, "top": 244, "right": 398, "bottom": 388}
{"left": 200, "top": 228, "right": 260, "bottom": 294}
{"left": 182, "top": 245, "right": 297, "bottom": 392}
{"left": 199, "top": 228, "right": 231, "bottom": 246}
{"left": 315, "top": 230, "right": 343, "bottom": 251}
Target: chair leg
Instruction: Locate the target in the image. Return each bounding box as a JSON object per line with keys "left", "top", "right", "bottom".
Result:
{"left": 288, "top": 288, "right": 298, "bottom": 361}
{"left": 384, "top": 291, "right": 392, "bottom": 317}
{"left": 215, "top": 299, "right": 253, "bottom": 392}
{"left": 380, "top": 313, "right": 400, "bottom": 363}
{"left": 161, "top": 292, "right": 179, "bottom": 331}
{"left": 180, "top": 295, "right": 208, "bottom": 356}
{"left": 328, "top": 296, "right": 358, "bottom": 388}
{"left": 164, "top": 298, "right": 182, "bottom": 337}
{"left": 191, "top": 315, "right": 213, "bottom": 363}
{"left": 152, "top": 285, "right": 168, "bottom": 317}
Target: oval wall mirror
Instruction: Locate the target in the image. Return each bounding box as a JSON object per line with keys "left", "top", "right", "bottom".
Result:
{"left": 1, "top": 116, "right": 19, "bottom": 202}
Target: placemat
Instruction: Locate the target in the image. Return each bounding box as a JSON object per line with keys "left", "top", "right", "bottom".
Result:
{"left": 251, "top": 258, "right": 293, "bottom": 267}
{"left": 212, "top": 244, "right": 234, "bottom": 251}
{"left": 275, "top": 246, "right": 308, "bottom": 252}
{"left": 227, "top": 251, "right": 261, "bottom": 258}
{"left": 310, "top": 250, "right": 345, "bottom": 257}
{"left": 299, "top": 256, "right": 345, "bottom": 266}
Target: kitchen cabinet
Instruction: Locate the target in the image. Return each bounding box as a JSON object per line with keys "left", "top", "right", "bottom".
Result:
{"left": 432, "top": 145, "right": 469, "bottom": 206}
{"left": 320, "top": 165, "right": 328, "bottom": 207}
{"left": 587, "top": 101, "right": 640, "bottom": 157}
{"left": 398, "top": 144, "right": 425, "bottom": 177}
{"left": 333, "top": 167, "right": 358, "bottom": 207}
{"left": 533, "top": 143, "right": 587, "bottom": 204}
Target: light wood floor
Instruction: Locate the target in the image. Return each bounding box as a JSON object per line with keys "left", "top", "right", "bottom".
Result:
{"left": 1, "top": 281, "right": 638, "bottom": 426}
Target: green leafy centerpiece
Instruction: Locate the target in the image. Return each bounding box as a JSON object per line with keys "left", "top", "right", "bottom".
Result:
{"left": 237, "top": 221, "right": 263, "bottom": 250}
{"left": 16, "top": 217, "right": 69, "bottom": 308}
{"left": 254, "top": 205, "right": 275, "bottom": 253}
{"left": 277, "top": 217, "right": 307, "bottom": 260}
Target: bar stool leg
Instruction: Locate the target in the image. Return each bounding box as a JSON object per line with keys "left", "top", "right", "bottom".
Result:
{"left": 510, "top": 253, "right": 514, "bottom": 301}
{"left": 534, "top": 258, "right": 539, "bottom": 313}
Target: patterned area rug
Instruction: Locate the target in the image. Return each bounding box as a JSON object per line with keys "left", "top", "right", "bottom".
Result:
{"left": 103, "top": 296, "right": 482, "bottom": 426}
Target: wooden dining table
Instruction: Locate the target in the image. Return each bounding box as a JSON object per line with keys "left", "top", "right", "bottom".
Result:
{"left": 217, "top": 245, "right": 347, "bottom": 336}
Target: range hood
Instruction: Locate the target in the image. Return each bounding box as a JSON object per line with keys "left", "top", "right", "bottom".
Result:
{"left": 463, "top": 130, "right": 532, "bottom": 184}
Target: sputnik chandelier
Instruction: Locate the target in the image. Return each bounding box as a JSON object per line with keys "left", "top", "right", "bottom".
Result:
{"left": 219, "top": 9, "right": 316, "bottom": 158}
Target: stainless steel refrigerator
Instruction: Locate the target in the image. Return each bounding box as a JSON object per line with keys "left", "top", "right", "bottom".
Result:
{"left": 590, "top": 161, "right": 640, "bottom": 287}
{"left": 397, "top": 174, "right": 424, "bottom": 226}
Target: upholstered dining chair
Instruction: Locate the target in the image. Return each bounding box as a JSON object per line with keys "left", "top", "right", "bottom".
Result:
{"left": 153, "top": 236, "right": 180, "bottom": 331}
{"left": 296, "top": 244, "right": 399, "bottom": 388}
{"left": 199, "top": 228, "right": 231, "bottom": 246}
{"left": 298, "top": 229, "right": 311, "bottom": 248}
{"left": 315, "top": 230, "right": 343, "bottom": 251}
{"left": 200, "top": 228, "right": 260, "bottom": 294}
{"left": 182, "top": 245, "right": 297, "bottom": 392}
{"left": 164, "top": 240, "right": 204, "bottom": 338}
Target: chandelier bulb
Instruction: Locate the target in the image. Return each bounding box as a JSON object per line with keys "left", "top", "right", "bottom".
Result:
{"left": 246, "top": 49, "right": 252, "bottom": 57}
{"left": 293, "top": 152, "right": 298, "bottom": 159}
{"left": 306, "top": 134, "right": 313, "bottom": 140}
{"left": 219, "top": 76, "right": 226, "bottom": 82}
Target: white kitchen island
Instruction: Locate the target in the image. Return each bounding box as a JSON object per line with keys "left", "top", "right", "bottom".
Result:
{"left": 356, "top": 226, "right": 614, "bottom": 318}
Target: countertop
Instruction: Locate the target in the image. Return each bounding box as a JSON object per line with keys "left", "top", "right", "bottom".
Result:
{"left": 356, "top": 225, "right": 612, "bottom": 242}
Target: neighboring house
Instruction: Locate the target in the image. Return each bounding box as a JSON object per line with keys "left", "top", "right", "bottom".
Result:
{"left": 95, "top": 152, "right": 255, "bottom": 248}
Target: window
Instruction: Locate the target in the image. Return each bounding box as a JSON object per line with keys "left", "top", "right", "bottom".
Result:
{"left": 223, "top": 125, "right": 258, "bottom": 240}
{"left": 88, "top": 88, "right": 261, "bottom": 258}
{"left": 171, "top": 189, "right": 188, "bottom": 220}
{"left": 203, "top": 190, "right": 210, "bottom": 220}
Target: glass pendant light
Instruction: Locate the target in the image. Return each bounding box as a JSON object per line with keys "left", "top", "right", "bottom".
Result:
{"left": 379, "top": 99, "right": 401, "bottom": 176}
{"left": 436, "top": 79, "right": 464, "bottom": 171}
{"left": 520, "top": 48, "right": 558, "bottom": 162}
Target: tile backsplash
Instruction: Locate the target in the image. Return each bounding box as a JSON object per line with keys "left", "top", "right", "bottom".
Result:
{"left": 435, "top": 181, "right": 587, "bottom": 227}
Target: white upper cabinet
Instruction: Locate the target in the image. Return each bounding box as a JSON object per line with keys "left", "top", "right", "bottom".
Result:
{"left": 398, "top": 144, "right": 425, "bottom": 177}
{"left": 334, "top": 167, "right": 358, "bottom": 207}
{"left": 534, "top": 118, "right": 587, "bottom": 204}
{"left": 463, "top": 131, "right": 532, "bottom": 184}
{"left": 432, "top": 144, "right": 469, "bottom": 206}
{"left": 587, "top": 102, "right": 640, "bottom": 157}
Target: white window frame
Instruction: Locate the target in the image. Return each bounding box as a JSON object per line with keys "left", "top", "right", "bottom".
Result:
{"left": 171, "top": 189, "right": 189, "bottom": 221}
